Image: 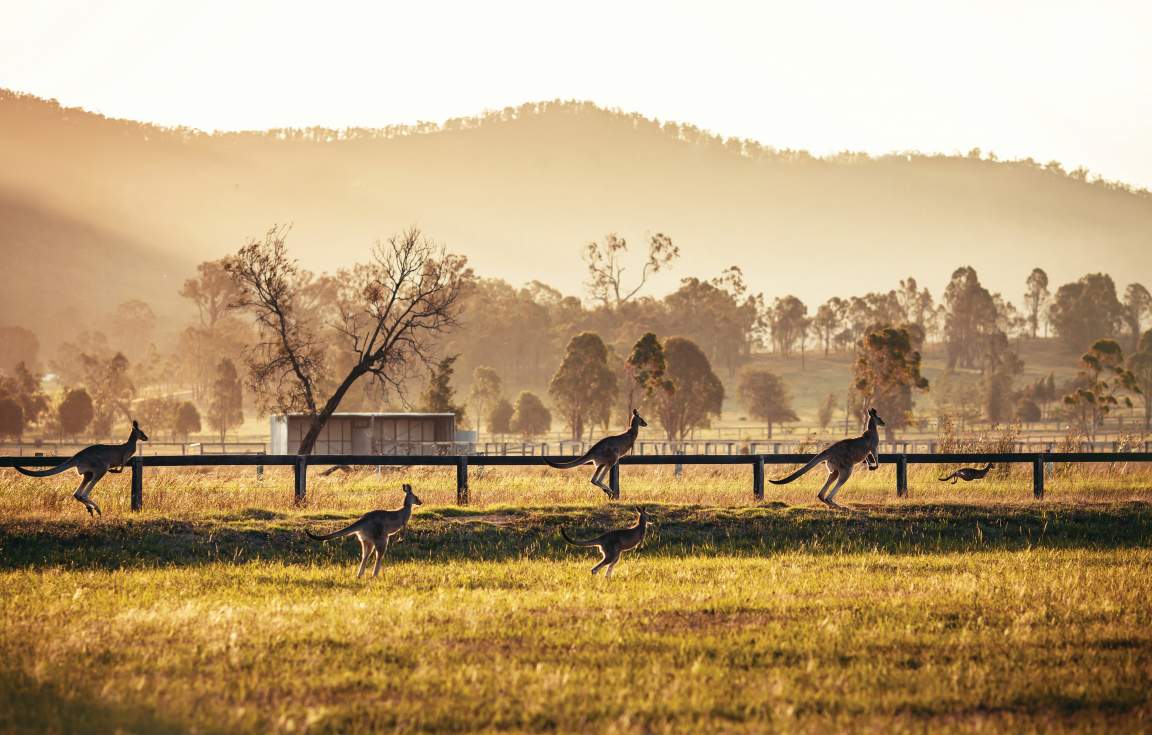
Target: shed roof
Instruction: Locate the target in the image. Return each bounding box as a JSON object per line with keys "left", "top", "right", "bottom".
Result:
{"left": 276, "top": 412, "right": 456, "bottom": 419}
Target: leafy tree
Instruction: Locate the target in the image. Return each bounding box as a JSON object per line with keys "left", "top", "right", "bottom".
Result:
{"left": 1015, "top": 397, "right": 1042, "bottom": 423}
{"left": 182, "top": 259, "right": 243, "bottom": 330}
{"left": 1023, "top": 268, "right": 1050, "bottom": 338}
{"left": 466, "top": 366, "right": 502, "bottom": 438}
{"left": 977, "top": 332, "right": 1024, "bottom": 423}
{"left": 180, "top": 259, "right": 250, "bottom": 401}
{"left": 583, "top": 232, "right": 678, "bottom": 308}
{"left": 58, "top": 388, "right": 94, "bottom": 440}
{"left": 1122, "top": 283, "right": 1152, "bottom": 353}
{"left": 897, "top": 277, "right": 935, "bottom": 331}
{"left": 227, "top": 225, "right": 465, "bottom": 455}
{"left": 767, "top": 295, "right": 808, "bottom": 358}
{"left": 852, "top": 326, "right": 929, "bottom": 440}
{"left": 0, "top": 398, "right": 24, "bottom": 440}
{"left": 549, "top": 332, "right": 617, "bottom": 441}
{"left": 738, "top": 368, "right": 798, "bottom": 438}
{"left": 651, "top": 337, "right": 724, "bottom": 444}
{"left": 817, "top": 392, "right": 837, "bottom": 431}
{"left": 624, "top": 332, "right": 671, "bottom": 413}
{"left": 82, "top": 352, "right": 135, "bottom": 437}
{"left": 812, "top": 299, "right": 846, "bottom": 356}
{"left": 421, "top": 355, "right": 466, "bottom": 423}
{"left": 207, "top": 358, "right": 245, "bottom": 442}
{"left": 0, "top": 362, "right": 49, "bottom": 426}
{"left": 174, "top": 401, "right": 202, "bottom": 442}
{"left": 664, "top": 273, "right": 761, "bottom": 376}
{"left": 488, "top": 397, "right": 514, "bottom": 437}
{"left": 135, "top": 396, "right": 179, "bottom": 441}
{"left": 1127, "top": 330, "right": 1152, "bottom": 431}
{"left": 1048, "top": 273, "right": 1125, "bottom": 349}
{"left": 943, "top": 267, "right": 999, "bottom": 369}
{"left": 1062, "top": 339, "right": 1140, "bottom": 439}
{"left": 510, "top": 391, "right": 551, "bottom": 439}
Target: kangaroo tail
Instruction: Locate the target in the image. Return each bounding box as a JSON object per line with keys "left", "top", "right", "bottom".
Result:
{"left": 769, "top": 448, "right": 832, "bottom": 485}
{"left": 545, "top": 450, "right": 594, "bottom": 470}
{"left": 560, "top": 527, "right": 597, "bottom": 546}
{"left": 14, "top": 458, "right": 77, "bottom": 478}
{"left": 305, "top": 520, "right": 363, "bottom": 542}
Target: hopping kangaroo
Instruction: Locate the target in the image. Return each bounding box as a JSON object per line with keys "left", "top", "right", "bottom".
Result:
{"left": 939, "top": 463, "right": 994, "bottom": 484}
{"left": 15, "top": 420, "right": 149, "bottom": 515}
{"left": 560, "top": 507, "right": 650, "bottom": 578}
{"left": 545, "top": 409, "right": 647, "bottom": 498}
{"left": 305, "top": 483, "right": 423, "bottom": 578}
{"left": 769, "top": 408, "right": 885, "bottom": 508}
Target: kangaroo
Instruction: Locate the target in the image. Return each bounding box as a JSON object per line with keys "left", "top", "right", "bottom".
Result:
{"left": 939, "top": 463, "right": 994, "bottom": 484}
{"left": 305, "top": 483, "right": 423, "bottom": 578}
{"left": 560, "top": 507, "right": 650, "bottom": 578}
{"left": 14, "top": 420, "right": 149, "bottom": 515}
{"left": 545, "top": 409, "right": 647, "bottom": 498}
{"left": 769, "top": 408, "right": 885, "bottom": 508}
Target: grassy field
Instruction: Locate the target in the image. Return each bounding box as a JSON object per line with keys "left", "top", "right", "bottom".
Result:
{"left": 1, "top": 466, "right": 1152, "bottom": 734}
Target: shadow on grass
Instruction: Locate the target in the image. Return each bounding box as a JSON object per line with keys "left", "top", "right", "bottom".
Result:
{"left": 0, "top": 502, "right": 1150, "bottom": 571}
{"left": 0, "top": 668, "right": 226, "bottom": 735}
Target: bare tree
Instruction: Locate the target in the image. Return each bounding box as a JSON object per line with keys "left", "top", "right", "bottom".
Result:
{"left": 227, "top": 225, "right": 466, "bottom": 455}
{"left": 583, "top": 232, "right": 678, "bottom": 308}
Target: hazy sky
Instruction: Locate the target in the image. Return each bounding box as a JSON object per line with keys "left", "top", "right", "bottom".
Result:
{"left": 3, "top": 1, "right": 1151, "bottom": 188}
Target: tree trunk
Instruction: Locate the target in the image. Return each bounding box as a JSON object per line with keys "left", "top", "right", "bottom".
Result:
{"left": 297, "top": 367, "right": 366, "bottom": 455}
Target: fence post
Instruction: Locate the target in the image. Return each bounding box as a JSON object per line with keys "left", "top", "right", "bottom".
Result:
{"left": 456, "top": 456, "right": 469, "bottom": 505}
{"left": 294, "top": 455, "right": 308, "bottom": 506}
{"left": 896, "top": 454, "right": 908, "bottom": 497}
{"left": 130, "top": 456, "right": 144, "bottom": 512}
{"left": 609, "top": 463, "right": 620, "bottom": 500}
{"left": 1032, "top": 455, "right": 1045, "bottom": 500}
{"left": 753, "top": 455, "right": 765, "bottom": 502}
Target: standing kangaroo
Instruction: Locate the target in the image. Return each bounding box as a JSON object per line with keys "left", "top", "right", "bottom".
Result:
{"left": 939, "top": 463, "right": 994, "bottom": 484}
{"left": 545, "top": 409, "right": 647, "bottom": 498}
{"left": 305, "top": 483, "right": 423, "bottom": 578}
{"left": 14, "top": 420, "right": 149, "bottom": 515}
{"left": 560, "top": 507, "right": 650, "bottom": 578}
{"left": 769, "top": 408, "right": 885, "bottom": 508}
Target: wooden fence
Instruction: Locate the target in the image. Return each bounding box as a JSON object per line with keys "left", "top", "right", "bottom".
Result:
{"left": 3, "top": 452, "right": 1152, "bottom": 510}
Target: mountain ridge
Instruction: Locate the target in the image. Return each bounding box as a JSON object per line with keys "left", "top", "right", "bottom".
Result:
{"left": 2, "top": 88, "right": 1150, "bottom": 353}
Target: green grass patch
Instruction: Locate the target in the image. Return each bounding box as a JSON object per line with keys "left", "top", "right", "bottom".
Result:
{"left": 1, "top": 504, "right": 1150, "bottom": 733}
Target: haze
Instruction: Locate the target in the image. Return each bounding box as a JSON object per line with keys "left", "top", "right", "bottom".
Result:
{"left": 3, "top": 1, "right": 1152, "bottom": 189}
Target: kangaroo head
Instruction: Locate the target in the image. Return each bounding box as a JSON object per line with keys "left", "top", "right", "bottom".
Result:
{"left": 402, "top": 483, "right": 423, "bottom": 506}
{"left": 632, "top": 409, "right": 648, "bottom": 428}
{"left": 131, "top": 420, "right": 150, "bottom": 442}
{"left": 867, "top": 408, "right": 885, "bottom": 427}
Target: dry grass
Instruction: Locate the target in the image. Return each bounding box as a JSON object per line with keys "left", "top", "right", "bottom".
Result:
{"left": 2, "top": 461, "right": 1152, "bottom": 519}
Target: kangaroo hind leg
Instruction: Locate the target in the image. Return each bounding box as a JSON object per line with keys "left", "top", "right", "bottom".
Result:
{"left": 79, "top": 468, "right": 107, "bottom": 516}
{"left": 817, "top": 469, "right": 838, "bottom": 504}
{"left": 73, "top": 472, "right": 95, "bottom": 514}
{"left": 355, "top": 537, "right": 372, "bottom": 578}
{"left": 372, "top": 536, "right": 390, "bottom": 578}
{"left": 590, "top": 464, "right": 613, "bottom": 498}
{"left": 824, "top": 465, "right": 853, "bottom": 507}
{"left": 590, "top": 547, "right": 613, "bottom": 575}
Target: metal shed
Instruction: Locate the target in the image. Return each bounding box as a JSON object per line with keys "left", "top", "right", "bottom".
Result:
{"left": 270, "top": 412, "right": 458, "bottom": 455}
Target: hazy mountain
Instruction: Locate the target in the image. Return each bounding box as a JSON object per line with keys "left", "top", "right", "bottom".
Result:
{"left": 2, "top": 88, "right": 1151, "bottom": 351}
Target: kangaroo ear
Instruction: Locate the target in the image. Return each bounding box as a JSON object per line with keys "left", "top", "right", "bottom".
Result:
{"left": 403, "top": 483, "right": 412, "bottom": 493}
{"left": 868, "top": 408, "right": 877, "bottom": 416}
{"left": 132, "top": 420, "right": 139, "bottom": 428}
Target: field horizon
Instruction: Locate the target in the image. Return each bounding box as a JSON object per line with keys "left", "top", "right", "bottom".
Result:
{"left": 2, "top": 499, "right": 1150, "bottom": 733}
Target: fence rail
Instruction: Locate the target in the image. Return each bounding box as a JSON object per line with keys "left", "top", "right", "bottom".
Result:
{"left": 4, "top": 451, "right": 1152, "bottom": 511}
